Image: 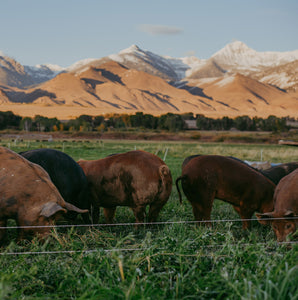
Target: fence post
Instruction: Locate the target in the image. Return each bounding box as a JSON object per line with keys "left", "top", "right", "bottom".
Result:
{"left": 260, "top": 149, "right": 263, "bottom": 162}
{"left": 163, "top": 147, "right": 169, "bottom": 161}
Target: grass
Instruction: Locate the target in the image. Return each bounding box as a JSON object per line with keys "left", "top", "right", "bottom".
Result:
{"left": 0, "top": 138, "right": 297, "bottom": 299}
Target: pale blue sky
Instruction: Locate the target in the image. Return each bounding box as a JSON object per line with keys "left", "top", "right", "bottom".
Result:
{"left": 1, "top": 0, "right": 297, "bottom": 67}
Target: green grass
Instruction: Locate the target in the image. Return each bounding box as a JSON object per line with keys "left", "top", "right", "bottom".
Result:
{"left": 0, "top": 139, "right": 297, "bottom": 299}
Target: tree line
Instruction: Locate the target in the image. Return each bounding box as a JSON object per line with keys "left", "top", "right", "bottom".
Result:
{"left": 0, "top": 111, "right": 295, "bottom": 132}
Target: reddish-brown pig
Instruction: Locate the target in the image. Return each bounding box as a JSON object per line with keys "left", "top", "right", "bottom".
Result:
{"left": 256, "top": 168, "right": 298, "bottom": 242}
{"left": 176, "top": 155, "right": 276, "bottom": 229}
{"left": 77, "top": 150, "right": 172, "bottom": 224}
{"left": 0, "top": 146, "right": 88, "bottom": 243}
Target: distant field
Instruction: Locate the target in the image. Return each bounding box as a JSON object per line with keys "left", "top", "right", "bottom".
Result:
{"left": 0, "top": 140, "right": 297, "bottom": 299}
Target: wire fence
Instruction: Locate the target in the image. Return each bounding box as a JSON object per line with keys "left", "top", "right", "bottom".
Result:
{"left": 1, "top": 216, "right": 297, "bottom": 230}
{"left": 1, "top": 217, "right": 297, "bottom": 256}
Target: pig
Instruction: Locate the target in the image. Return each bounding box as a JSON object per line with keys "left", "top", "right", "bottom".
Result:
{"left": 176, "top": 155, "right": 276, "bottom": 229}
{"left": 261, "top": 162, "right": 298, "bottom": 185}
{"left": 0, "top": 146, "right": 88, "bottom": 244}
{"left": 77, "top": 150, "right": 172, "bottom": 224}
{"left": 256, "top": 168, "right": 298, "bottom": 242}
{"left": 19, "top": 148, "right": 91, "bottom": 224}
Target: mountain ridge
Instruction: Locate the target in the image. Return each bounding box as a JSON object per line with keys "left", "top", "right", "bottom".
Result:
{"left": 0, "top": 41, "right": 297, "bottom": 119}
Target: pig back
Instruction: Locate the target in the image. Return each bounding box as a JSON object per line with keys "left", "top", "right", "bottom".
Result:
{"left": 0, "top": 147, "right": 65, "bottom": 217}
{"left": 273, "top": 169, "right": 298, "bottom": 214}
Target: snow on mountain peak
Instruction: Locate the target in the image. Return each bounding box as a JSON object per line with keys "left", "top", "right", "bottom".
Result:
{"left": 67, "top": 58, "right": 98, "bottom": 72}
{"left": 36, "top": 64, "right": 65, "bottom": 72}
{"left": 225, "top": 41, "right": 251, "bottom": 52}
{"left": 119, "top": 44, "right": 142, "bottom": 54}
{"left": 212, "top": 41, "right": 298, "bottom": 68}
{"left": 211, "top": 41, "right": 257, "bottom": 65}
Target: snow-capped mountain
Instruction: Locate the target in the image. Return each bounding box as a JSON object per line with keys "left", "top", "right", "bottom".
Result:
{"left": 211, "top": 41, "right": 298, "bottom": 69}
{"left": 253, "top": 59, "right": 298, "bottom": 91}
{"left": 1, "top": 41, "right": 298, "bottom": 91}
{"left": 108, "top": 44, "right": 202, "bottom": 81}
{"left": 24, "top": 64, "right": 65, "bottom": 84}
{"left": 0, "top": 53, "right": 65, "bottom": 88}
{"left": 67, "top": 44, "right": 204, "bottom": 81}
{"left": 68, "top": 41, "right": 298, "bottom": 90}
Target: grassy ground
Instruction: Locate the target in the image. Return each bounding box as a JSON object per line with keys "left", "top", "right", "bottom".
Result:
{"left": 0, "top": 139, "right": 297, "bottom": 299}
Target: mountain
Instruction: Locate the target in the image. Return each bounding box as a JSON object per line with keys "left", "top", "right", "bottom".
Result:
{"left": 0, "top": 53, "right": 65, "bottom": 88}
{"left": 0, "top": 41, "right": 297, "bottom": 119}
{"left": 0, "top": 60, "right": 296, "bottom": 120}
{"left": 252, "top": 60, "right": 298, "bottom": 92}
{"left": 24, "top": 64, "right": 65, "bottom": 84}
{"left": 2, "top": 41, "right": 298, "bottom": 88}
{"left": 68, "top": 45, "right": 200, "bottom": 81}
{"left": 0, "top": 54, "right": 35, "bottom": 87}
{"left": 184, "top": 73, "right": 297, "bottom": 116}
{"left": 1, "top": 61, "right": 228, "bottom": 114}
{"left": 210, "top": 41, "right": 298, "bottom": 69}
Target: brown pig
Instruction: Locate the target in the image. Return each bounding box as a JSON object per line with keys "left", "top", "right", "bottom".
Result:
{"left": 256, "top": 168, "right": 298, "bottom": 242}
{"left": 176, "top": 155, "right": 276, "bottom": 229}
{"left": 0, "top": 146, "right": 88, "bottom": 243}
{"left": 77, "top": 150, "right": 172, "bottom": 224}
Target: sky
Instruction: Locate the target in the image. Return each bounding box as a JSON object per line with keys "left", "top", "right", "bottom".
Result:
{"left": 1, "top": 0, "right": 297, "bottom": 68}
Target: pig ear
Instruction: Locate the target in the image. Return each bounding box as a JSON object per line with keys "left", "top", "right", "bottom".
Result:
{"left": 256, "top": 212, "right": 273, "bottom": 225}
{"left": 64, "top": 201, "right": 89, "bottom": 214}
{"left": 40, "top": 202, "right": 67, "bottom": 218}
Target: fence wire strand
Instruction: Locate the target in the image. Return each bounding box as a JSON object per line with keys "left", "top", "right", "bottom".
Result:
{"left": 1, "top": 216, "right": 297, "bottom": 230}
{"left": 1, "top": 217, "right": 297, "bottom": 256}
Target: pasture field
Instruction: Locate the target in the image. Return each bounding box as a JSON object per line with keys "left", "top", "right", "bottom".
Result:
{"left": 0, "top": 139, "right": 297, "bottom": 299}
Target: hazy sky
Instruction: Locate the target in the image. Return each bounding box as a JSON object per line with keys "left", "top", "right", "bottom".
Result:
{"left": 1, "top": 0, "right": 297, "bottom": 67}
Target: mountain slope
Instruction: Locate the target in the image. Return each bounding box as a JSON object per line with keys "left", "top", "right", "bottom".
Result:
{"left": 0, "top": 55, "right": 35, "bottom": 87}
{"left": 0, "top": 42, "right": 297, "bottom": 119}
{"left": 38, "top": 61, "right": 227, "bottom": 114}
{"left": 185, "top": 73, "right": 298, "bottom": 116}
{"left": 252, "top": 60, "right": 298, "bottom": 91}
{"left": 0, "top": 61, "right": 296, "bottom": 119}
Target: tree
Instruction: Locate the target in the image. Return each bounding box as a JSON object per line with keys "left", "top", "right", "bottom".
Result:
{"left": 181, "top": 112, "right": 195, "bottom": 120}
{"left": 130, "top": 112, "right": 145, "bottom": 127}
{"left": 21, "top": 117, "right": 33, "bottom": 131}
{"left": 0, "top": 111, "right": 22, "bottom": 130}
{"left": 33, "top": 115, "right": 60, "bottom": 132}
{"left": 158, "top": 113, "right": 185, "bottom": 132}
{"left": 234, "top": 116, "right": 256, "bottom": 131}
{"left": 196, "top": 115, "right": 213, "bottom": 130}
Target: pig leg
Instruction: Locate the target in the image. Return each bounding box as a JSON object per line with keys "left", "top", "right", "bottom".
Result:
{"left": 232, "top": 205, "right": 252, "bottom": 229}
{"left": 188, "top": 190, "right": 215, "bottom": 226}
{"left": 103, "top": 207, "right": 116, "bottom": 224}
{"left": 238, "top": 209, "right": 254, "bottom": 230}
{"left": 148, "top": 200, "right": 167, "bottom": 223}
{"left": 88, "top": 187, "right": 100, "bottom": 224}
{"left": 233, "top": 205, "right": 241, "bottom": 216}
{"left": 132, "top": 205, "right": 146, "bottom": 224}
{"left": 191, "top": 201, "right": 213, "bottom": 227}
{"left": 91, "top": 202, "right": 100, "bottom": 224}
{"left": 0, "top": 220, "right": 7, "bottom": 244}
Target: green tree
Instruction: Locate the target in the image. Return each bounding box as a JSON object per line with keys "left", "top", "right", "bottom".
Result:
{"left": 0, "top": 111, "right": 22, "bottom": 130}
{"left": 158, "top": 113, "right": 185, "bottom": 132}
{"left": 21, "top": 117, "right": 33, "bottom": 131}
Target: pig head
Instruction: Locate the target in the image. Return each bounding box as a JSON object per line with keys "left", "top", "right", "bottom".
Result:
{"left": 256, "top": 169, "right": 298, "bottom": 242}
{"left": 256, "top": 210, "right": 297, "bottom": 242}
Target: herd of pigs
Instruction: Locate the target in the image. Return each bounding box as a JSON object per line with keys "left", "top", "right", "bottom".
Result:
{"left": 0, "top": 146, "right": 297, "bottom": 245}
